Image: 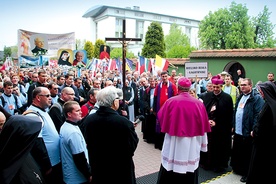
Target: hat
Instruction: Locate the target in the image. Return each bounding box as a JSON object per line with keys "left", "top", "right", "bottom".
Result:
{"left": 211, "top": 75, "right": 224, "bottom": 85}
{"left": 177, "top": 77, "right": 191, "bottom": 88}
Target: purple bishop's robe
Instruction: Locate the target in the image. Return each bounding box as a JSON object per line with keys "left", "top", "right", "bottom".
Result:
{"left": 157, "top": 92, "right": 211, "bottom": 137}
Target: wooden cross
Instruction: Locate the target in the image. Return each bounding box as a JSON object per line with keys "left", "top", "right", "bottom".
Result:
{"left": 105, "top": 19, "right": 142, "bottom": 107}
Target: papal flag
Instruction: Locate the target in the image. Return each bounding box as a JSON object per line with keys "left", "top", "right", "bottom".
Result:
{"left": 155, "top": 54, "right": 169, "bottom": 72}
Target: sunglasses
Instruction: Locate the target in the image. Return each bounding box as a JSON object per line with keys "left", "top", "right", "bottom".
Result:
{"left": 39, "top": 94, "right": 51, "bottom": 97}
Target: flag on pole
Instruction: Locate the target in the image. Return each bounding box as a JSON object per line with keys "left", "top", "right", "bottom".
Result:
{"left": 163, "top": 59, "right": 169, "bottom": 72}
{"left": 108, "top": 58, "right": 117, "bottom": 71}
{"left": 87, "top": 58, "right": 98, "bottom": 77}
{"left": 155, "top": 54, "right": 169, "bottom": 72}
{"left": 116, "top": 57, "right": 121, "bottom": 73}
{"left": 126, "top": 58, "right": 133, "bottom": 71}
{"left": 145, "top": 57, "right": 152, "bottom": 73}
{"left": 136, "top": 56, "right": 145, "bottom": 75}
{"left": 0, "top": 57, "right": 13, "bottom": 71}
{"left": 150, "top": 58, "right": 156, "bottom": 75}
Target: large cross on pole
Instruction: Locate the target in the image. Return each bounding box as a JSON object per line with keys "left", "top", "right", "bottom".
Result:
{"left": 105, "top": 19, "right": 142, "bottom": 107}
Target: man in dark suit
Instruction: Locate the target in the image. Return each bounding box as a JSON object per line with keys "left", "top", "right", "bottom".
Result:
{"left": 32, "top": 37, "right": 47, "bottom": 56}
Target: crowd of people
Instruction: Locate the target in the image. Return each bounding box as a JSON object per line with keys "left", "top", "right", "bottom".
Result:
{"left": 0, "top": 64, "right": 275, "bottom": 184}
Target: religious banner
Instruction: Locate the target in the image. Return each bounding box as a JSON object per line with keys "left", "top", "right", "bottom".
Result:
{"left": 57, "top": 49, "right": 74, "bottom": 66}
{"left": 19, "top": 55, "right": 40, "bottom": 67}
{"left": 19, "top": 55, "right": 50, "bottom": 67}
{"left": 72, "top": 50, "right": 87, "bottom": 67}
{"left": 18, "top": 29, "right": 75, "bottom": 57}
{"left": 99, "top": 45, "right": 110, "bottom": 60}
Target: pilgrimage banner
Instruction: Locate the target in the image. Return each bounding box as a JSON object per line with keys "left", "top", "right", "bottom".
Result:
{"left": 18, "top": 29, "right": 75, "bottom": 57}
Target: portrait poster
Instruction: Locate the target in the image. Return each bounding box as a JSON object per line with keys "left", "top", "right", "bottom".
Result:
{"left": 18, "top": 29, "right": 75, "bottom": 57}
{"left": 72, "top": 50, "right": 87, "bottom": 67}
{"left": 57, "top": 49, "right": 73, "bottom": 66}
{"left": 99, "top": 45, "right": 110, "bottom": 60}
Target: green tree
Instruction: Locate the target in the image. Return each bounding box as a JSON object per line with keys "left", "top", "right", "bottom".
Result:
{"left": 110, "top": 48, "right": 135, "bottom": 59}
{"left": 10, "top": 46, "right": 18, "bottom": 57}
{"left": 167, "top": 45, "right": 196, "bottom": 58}
{"left": 252, "top": 6, "right": 276, "bottom": 48}
{"left": 84, "top": 41, "right": 94, "bottom": 59}
{"left": 164, "top": 23, "right": 190, "bottom": 52}
{"left": 3, "top": 46, "right": 12, "bottom": 60}
{"left": 141, "top": 22, "right": 166, "bottom": 58}
{"left": 199, "top": 2, "right": 255, "bottom": 49}
{"left": 93, "top": 39, "right": 105, "bottom": 58}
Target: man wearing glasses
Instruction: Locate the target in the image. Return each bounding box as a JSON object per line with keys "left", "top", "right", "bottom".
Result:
{"left": 48, "top": 87, "right": 75, "bottom": 133}
{"left": 47, "top": 82, "right": 59, "bottom": 105}
{"left": 60, "top": 73, "right": 82, "bottom": 103}
{"left": 25, "top": 87, "right": 63, "bottom": 184}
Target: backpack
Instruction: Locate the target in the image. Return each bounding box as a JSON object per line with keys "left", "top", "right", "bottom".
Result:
{"left": 23, "top": 110, "right": 44, "bottom": 126}
{"left": 23, "top": 110, "right": 43, "bottom": 119}
{"left": 0, "top": 94, "right": 19, "bottom": 112}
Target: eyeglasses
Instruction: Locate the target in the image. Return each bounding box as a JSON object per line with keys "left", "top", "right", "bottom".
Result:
{"left": 39, "top": 94, "right": 51, "bottom": 97}
{"left": 53, "top": 88, "right": 58, "bottom": 90}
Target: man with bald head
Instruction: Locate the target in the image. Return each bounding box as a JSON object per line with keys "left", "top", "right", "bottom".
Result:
{"left": 26, "top": 86, "right": 63, "bottom": 183}
{"left": 48, "top": 87, "right": 75, "bottom": 133}
{"left": 0, "top": 111, "right": 6, "bottom": 133}
{"left": 32, "top": 37, "right": 48, "bottom": 56}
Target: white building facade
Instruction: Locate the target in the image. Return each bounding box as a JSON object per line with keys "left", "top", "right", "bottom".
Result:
{"left": 83, "top": 5, "right": 200, "bottom": 56}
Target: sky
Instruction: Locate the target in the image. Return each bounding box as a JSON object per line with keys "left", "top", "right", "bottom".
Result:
{"left": 1, "top": 0, "right": 276, "bottom": 50}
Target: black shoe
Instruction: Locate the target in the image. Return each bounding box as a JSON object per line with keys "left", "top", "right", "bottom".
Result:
{"left": 240, "top": 176, "right": 247, "bottom": 183}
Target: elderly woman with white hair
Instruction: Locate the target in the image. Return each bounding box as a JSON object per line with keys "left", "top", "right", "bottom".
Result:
{"left": 83, "top": 86, "right": 139, "bottom": 184}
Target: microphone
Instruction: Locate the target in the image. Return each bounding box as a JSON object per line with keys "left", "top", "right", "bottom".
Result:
{"left": 133, "top": 115, "right": 145, "bottom": 125}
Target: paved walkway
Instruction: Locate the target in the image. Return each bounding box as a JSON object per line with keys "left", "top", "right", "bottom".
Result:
{"left": 133, "top": 123, "right": 243, "bottom": 184}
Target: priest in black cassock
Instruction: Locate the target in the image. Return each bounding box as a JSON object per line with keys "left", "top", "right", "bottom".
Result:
{"left": 199, "top": 75, "right": 233, "bottom": 172}
{"left": 84, "top": 86, "right": 139, "bottom": 184}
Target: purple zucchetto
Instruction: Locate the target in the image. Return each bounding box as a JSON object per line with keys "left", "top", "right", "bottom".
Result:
{"left": 177, "top": 77, "right": 191, "bottom": 88}
{"left": 211, "top": 75, "right": 224, "bottom": 85}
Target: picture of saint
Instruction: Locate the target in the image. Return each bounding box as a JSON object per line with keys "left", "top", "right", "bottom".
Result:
{"left": 58, "top": 49, "right": 72, "bottom": 66}
{"left": 73, "top": 50, "right": 87, "bottom": 67}
{"left": 99, "top": 45, "right": 110, "bottom": 61}
{"left": 31, "top": 36, "right": 48, "bottom": 56}
{"left": 19, "top": 32, "right": 31, "bottom": 56}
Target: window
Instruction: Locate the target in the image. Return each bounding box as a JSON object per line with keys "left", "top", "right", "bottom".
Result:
{"left": 116, "top": 19, "right": 123, "bottom": 37}
{"left": 136, "top": 21, "right": 144, "bottom": 42}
